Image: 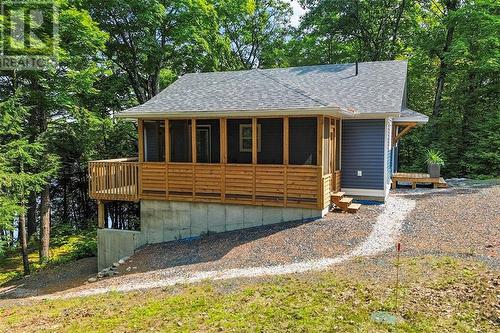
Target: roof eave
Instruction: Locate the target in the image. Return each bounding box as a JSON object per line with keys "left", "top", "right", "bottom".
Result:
{"left": 115, "top": 107, "right": 399, "bottom": 120}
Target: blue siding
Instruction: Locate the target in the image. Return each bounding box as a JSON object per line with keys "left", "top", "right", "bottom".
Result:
{"left": 341, "top": 119, "right": 385, "bottom": 190}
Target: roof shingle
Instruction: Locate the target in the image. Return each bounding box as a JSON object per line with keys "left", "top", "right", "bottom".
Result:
{"left": 118, "top": 60, "right": 409, "bottom": 117}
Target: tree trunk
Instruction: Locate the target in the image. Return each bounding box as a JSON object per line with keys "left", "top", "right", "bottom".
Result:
{"left": 39, "top": 185, "right": 51, "bottom": 263}
{"left": 27, "top": 192, "right": 37, "bottom": 240}
{"left": 432, "top": 1, "right": 458, "bottom": 118}
{"left": 19, "top": 213, "right": 30, "bottom": 275}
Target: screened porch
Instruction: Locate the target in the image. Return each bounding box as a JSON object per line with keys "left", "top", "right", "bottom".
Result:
{"left": 89, "top": 116, "right": 341, "bottom": 210}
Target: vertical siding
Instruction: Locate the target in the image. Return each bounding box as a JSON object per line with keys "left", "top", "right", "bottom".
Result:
{"left": 341, "top": 119, "right": 385, "bottom": 190}
{"left": 386, "top": 118, "right": 393, "bottom": 185}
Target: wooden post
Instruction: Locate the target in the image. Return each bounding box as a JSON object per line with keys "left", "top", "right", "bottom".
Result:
{"left": 97, "top": 200, "right": 105, "bottom": 228}
{"left": 138, "top": 119, "right": 144, "bottom": 162}
{"left": 252, "top": 117, "right": 257, "bottom": 204}
{"left": 191, "top": 118, "right": 196, "bottom": 163}
{"left": 317, "top": 115, "right": 324, "bottom": 209}
{"left": 165, "top": 119, "right": 170, "bottom": 163}
{"left": 165, "top": 119, "right": 170, "bottom": 200}
{"left": 220, "top": 118, "right": 227, "bottom": 164}
{"left": 191, "top": 118, "right": 196, "bottom": 200}
{"left": 252, "top": 117, "right": 257, "bottom": 164}
{"left": 283, "top": 116, "right": 289, "bottom": 207}
{"left": 283, "top": 116, "right": 289, "bottom": 165}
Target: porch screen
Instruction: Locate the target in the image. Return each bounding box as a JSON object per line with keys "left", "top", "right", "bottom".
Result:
{"left": 196, "top": 119, "right": 220, "bottom": 163}
{"left": 289, "top": 117, "right": 317, "bottom": 165}
{"left": 323, "top": 119, "right": 329, "bottom": 174}
{"left": 227, "top": 119, "right": 252, "bottom": 164}
{"left": 170, "top": 120, "right": 192, "bottom": 162}
{"left": 143, "top": 120, "right": 165, "bottom": 162}
{"left": 258, "top": 118, "right": 283, "bottom": 164}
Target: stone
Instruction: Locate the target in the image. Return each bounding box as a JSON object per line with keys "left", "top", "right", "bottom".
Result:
{"left": 118, "top": 259, "right": 125, "bottom": 265}
{"left": 112, "top": 262, "right": 119, "bottom": 267}
{"left": 88, "top": 277, "right": 97, "bottom": 283}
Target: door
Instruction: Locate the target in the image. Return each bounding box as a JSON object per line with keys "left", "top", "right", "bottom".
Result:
{"left": 329, "top": 124, "right": 336, "bottom": 192}
{"left": 196, "top": 125, "right": 211, "bottom": 163}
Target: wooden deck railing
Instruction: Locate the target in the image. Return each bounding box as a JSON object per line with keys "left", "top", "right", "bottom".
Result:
{"left": 89, "top": 158, "right": 139, "bottom": 201}
{"left": 89, "top": 159, "right": 327, "bottom": 209}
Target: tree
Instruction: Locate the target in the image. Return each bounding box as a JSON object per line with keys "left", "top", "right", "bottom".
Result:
{"left": 0, "top": 97, "right": 58, "bottom": 274}
{"left": 217, "top": 0, "right": 292, "bottom": 69}
{"left": 83, "top": 0, "right": 229, "bottom": 103}
{"left": 289, "top": 0, "right": 416, "bottom": 65}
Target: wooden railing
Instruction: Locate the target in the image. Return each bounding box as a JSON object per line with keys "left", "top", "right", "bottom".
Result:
{"left": 89, "top": 159, "right": 325, "bottom": 209}
{"left": 89, "top": 158, "right": 139, "bottom": 201}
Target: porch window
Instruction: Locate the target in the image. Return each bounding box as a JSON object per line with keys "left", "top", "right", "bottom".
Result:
{"left": 289, "top": 117, "right": 317, "bottom": 165}
{"left": 239, "top": 124, "right": 261, "bottom": 153}
{"left": 169, "top": 120, "right": 192, "bottom": 162}
{"left": 143, "top": 120, "right": 165, "bottom": 162}
{"left": 257, "top": 118, "right": 283, "bottom": 164}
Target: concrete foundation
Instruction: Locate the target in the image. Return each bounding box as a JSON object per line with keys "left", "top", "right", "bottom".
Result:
{"left": 97, "top": 229, "right": 145, "bottom": 270}
{"left": 98, "top": 201, "right": 328, "bottom": 270}
{"left": 140, "top": 200, "right": 328, "bottom": 244}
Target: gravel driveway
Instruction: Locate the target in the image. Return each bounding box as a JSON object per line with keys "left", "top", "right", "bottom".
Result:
{"left": 1, "top": 182, "right": 498, "bottom": 302}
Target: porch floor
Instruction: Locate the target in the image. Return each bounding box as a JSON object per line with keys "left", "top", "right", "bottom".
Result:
{"left": 392, "top": 172, "right": 447, "bottom": 189}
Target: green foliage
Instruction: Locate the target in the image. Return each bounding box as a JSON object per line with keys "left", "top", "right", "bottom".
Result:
{"left": 425, "top": 149, "right": 445, "bottom": 166}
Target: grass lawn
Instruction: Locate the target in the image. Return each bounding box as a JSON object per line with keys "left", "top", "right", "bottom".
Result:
{"left": 0, "top": 230, "right": 96, "bottom": 286}
{"left": 1, "top": 256, "right": 497, "bottom": 332}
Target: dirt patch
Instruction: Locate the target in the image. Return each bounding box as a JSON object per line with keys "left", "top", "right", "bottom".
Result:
{"left": 0, "top": 257, "right": 96, "bottom": 301}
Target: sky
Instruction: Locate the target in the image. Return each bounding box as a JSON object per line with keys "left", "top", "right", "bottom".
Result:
{"left": 287, "top": 0, "right": 306, "bottom": 27}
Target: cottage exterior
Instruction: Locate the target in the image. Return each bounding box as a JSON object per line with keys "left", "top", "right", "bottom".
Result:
{"left": 89, "top": 60, "right": 428, "bottom": 269}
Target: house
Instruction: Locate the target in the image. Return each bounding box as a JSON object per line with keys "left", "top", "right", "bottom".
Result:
{"left": 89, "top": 60, "right": 428, "bottom": 269}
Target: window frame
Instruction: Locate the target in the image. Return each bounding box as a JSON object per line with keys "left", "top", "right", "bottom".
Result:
{"left": 239, "top": 123, "right": 261, "bottom": 153}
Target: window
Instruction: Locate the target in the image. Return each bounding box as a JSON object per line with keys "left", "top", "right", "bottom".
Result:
{"left": 239, "top": 124, "right": 261, "bottom": 152}
{"left": 143, "top": 121, "right": 165, "bottom": 162}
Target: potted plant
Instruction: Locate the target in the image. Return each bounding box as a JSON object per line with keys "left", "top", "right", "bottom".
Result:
{"left": 425, "top": 149, "right": 444, "bottom": 178}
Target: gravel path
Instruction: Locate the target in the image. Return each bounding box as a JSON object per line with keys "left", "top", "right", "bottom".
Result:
{"left": 42, "top": 195, "right": 415, "bottom": 299}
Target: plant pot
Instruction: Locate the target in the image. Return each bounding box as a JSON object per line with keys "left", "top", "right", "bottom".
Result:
{"left": 428, "top": 163, "right": 440, "bottom": 178}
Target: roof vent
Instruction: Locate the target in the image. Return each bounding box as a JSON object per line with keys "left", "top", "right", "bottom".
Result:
{"left": 355, "top": 61, "right": 358, "bottom": 76}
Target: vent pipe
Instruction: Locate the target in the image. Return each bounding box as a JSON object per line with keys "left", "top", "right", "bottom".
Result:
{"left": 355, "top": 61, "right": 358, "bottom": 75}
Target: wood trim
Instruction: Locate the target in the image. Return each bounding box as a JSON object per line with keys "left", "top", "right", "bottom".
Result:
{"left": 252, "top": 117, "right": 257, "bottom": 204}
{"left": 138, "top": 119, "right": 144, "bottom": 163}
{"left": 317, "top": 116, "right": 323, "bottom": 167}
{"left": 283, "top": 116, "right": 289, "bottom": 206}
{"left": 191, "top": 118, "right": 197, "bottom": 163}
{"left": 392, "top": 123, "right": 416, "bottom": 145}
{"left": 165, "top": 119, "right": 170, "bottom": 163}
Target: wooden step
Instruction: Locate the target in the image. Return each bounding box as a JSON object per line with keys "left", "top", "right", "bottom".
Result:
{"left": 331, "top": 192, "right": 345, "bottom": 199}
{"left": 347, "top": 203, "right": 361, "bottom": 213}
{"left": 338, "top": 197, "right": 353, "bottom": 208}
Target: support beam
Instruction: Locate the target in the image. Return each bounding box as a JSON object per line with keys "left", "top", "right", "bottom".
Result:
{"left": 283, "top": 116, "right": 289, "bottom": 165}
{"left": 165, "top": 119, "right": 170, "bottom": 163}
{"left": 97, "top": 200, "right": 105, "bottom": 229}
{"left": 191, "top": 118, "right": 196, "bottom": 163}
{"left": 138, "top": 119, "right": 144, "bottom": 162}
{"left": 252, "top": 117, "right": 257, "bottom": 164}
{"left": 392, "top": 123, "right": 417, "bottom": 145}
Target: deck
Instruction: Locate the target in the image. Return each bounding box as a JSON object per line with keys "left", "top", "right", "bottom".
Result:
{"left": 392, "top": 172, "right": 447, "bottom": 189}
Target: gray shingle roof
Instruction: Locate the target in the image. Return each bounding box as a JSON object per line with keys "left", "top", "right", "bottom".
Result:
{"left": 118, "top": 60, "right": 409, "bottom": 117}
{"left": 395, "top": 108, "right": 429, "bottom": 123}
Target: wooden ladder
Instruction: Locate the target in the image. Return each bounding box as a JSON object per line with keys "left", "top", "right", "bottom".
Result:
{"left": 331, "top": 192, "right": 361, "bottom": 213}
